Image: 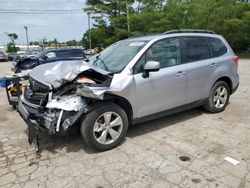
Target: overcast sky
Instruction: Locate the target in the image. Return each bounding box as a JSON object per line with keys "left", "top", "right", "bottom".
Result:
{"left": 0, "top": 0, "right": 88, "bottom": 45}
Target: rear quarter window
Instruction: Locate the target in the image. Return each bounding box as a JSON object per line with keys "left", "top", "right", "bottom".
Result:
{"left": 71, "top": 49, "right": 84, "bottom": 57}
{"left": 56, "top": 50, "right": 67, "bottom": 57}
{"left": 207, "top": 37, "right": 228, "bottom": 57}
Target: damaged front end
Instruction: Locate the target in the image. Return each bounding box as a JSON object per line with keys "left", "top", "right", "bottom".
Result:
{"left": 17, "top": 61, "right": 113, "bottom": 150}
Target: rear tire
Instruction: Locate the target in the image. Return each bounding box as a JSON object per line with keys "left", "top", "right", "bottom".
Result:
{"left": 204, "top": 81, "right": 230, "bottom": 113}
{"left": 80, "top": 103, "right": 128, "bottom": 151}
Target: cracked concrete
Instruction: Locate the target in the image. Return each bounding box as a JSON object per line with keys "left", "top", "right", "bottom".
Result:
{"left": 0, "top": 59, "right": 250, "bottom": 188}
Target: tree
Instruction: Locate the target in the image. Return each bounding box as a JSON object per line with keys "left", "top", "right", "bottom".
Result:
{"left": 6, "top": 33, "right": 18, "bottom": 44}
{"left": 29, "top": 41, "right": 40, "bottom": 45}
{"left": 53, "top": 38, "right": 58, "bottom": 47}
{"left": 82, "top": 0, "right": 250, "bottom": 51}
{"left": 6, "top": 33, "right": 19, "bottom": 52}
{"left": 6, "top": 43, "right": 20, "bottom": 53}
{"left": 66, "top": 40, "right": 78, "bottom": 46}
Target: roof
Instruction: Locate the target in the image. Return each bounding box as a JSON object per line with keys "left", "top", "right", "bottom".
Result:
{"left": 43, "top": 47, "right": 83, "bottom": 52}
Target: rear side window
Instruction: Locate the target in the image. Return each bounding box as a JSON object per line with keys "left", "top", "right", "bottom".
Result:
{"left": 207, "top": 37, "right": 228, "bottom": 57}
{"left": 56, "top": 50, "right": 70, "bottom": 58}
{"left": 182, "top": 37, "right": 210, "bottom": 63}
{"left": 57, "top": 49, "right": 84, "bottom": 58}
{"left": 71, "top": 49, "right": 84, "bottom": 57}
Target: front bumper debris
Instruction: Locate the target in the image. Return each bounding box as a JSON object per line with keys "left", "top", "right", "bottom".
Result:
{"left": 18, "top": 99, "right": 40, "bottom": 150}
{"left": 18, "top": 93, "right": 88, "bottom": 152}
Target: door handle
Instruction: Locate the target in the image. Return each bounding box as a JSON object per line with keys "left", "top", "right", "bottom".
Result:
{"left": 209, "top": 63, "right": 217, "bottom": 68}
{"left": 176, "top": 71, "right": 185, "bottom": 77}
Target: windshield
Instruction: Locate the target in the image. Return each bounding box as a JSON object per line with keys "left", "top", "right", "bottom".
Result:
{"left": 88, "top": 40, "right": 147, "bottom": 73}
{"left": 36, "top": 51, "right": 45, "bottom": 58}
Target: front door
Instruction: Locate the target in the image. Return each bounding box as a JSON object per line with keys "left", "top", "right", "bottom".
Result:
{"left": 39, "top": 51, "right": 57, "bottom": 65}
{"left": 133, "top": 38, "right": 187, "bottom": 118}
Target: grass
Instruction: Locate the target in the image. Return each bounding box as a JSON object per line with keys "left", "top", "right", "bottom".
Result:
{"left": 235, "top": 52, "right": 250, "bottom": 59}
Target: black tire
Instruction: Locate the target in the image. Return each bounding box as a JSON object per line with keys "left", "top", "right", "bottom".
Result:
{"left": 80, "top": 102, "right": 128, "bottom": 151}
{"left": 204, "top": 81, "right": 230, "bottom": 113}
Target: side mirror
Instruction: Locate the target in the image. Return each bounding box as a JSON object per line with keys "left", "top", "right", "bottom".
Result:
{"left": 142, "top": 61, "right": 160, "bottom": 78}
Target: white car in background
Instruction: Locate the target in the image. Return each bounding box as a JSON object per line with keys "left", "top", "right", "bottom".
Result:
{"left": 0, "top": 51, "right": 7, "bottom": 62}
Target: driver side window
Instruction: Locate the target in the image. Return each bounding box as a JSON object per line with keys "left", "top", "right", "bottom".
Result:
{"left": 133, "top": 38, "right": 181, "bottom": 74}
{"left": 133, "top": 54, "right": 146, "bottom": 74}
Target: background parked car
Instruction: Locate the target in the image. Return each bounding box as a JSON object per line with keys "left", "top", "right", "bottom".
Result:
{"left": 22, "top": 51, "right": 41, "bottom": 58}
{"left": 7, "top": 52, "right": 17, "bottom": 61}
{"left": 0, "top": 51, "right": 7, "bottom": 62}
{"left": 13, "top": 48, "right": 85, "bottom": 73}
{"left": 13, "top": 51, "right": 26, "bottom": 62}
{"left": 246, "top": 45, "right": 250, "bottom": 52}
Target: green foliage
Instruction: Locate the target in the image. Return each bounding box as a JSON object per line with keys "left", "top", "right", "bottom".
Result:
{"left": 66, "top": 40, "right": 78, "bottom": 46}
{"left": 6, "top": 33, "right": 18, "bottom": 44}
{"left": 6, "top": 43, "right": 20, "bottom": 53}
{"left": 29, "top": 41, "right": 40, "bottom": 45}
{"left": 236, "top": 52, "right": 250, "bottom": 58}
{"left": 6, "top": 33, "right": 19, "bottom": 52}
{"left": 83, "top": 0, "right": 250, "bottom": 51}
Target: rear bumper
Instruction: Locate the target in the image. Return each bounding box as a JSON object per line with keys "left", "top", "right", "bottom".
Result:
{"left": 231, "top": 82, "right": 239, "bottom": 95}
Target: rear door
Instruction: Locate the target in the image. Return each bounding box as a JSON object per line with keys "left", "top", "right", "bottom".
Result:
{"left": 133, "top": 37, "right": 187, "bottom": 118}
{"left": 182, "top": 36, "right": 215, "bottom": 103}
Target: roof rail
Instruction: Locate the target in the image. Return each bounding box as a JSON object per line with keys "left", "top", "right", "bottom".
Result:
{"left": 128, "top": 33, "right": 160, "bottom": 38}
{"left": 163, "top": 29, "right": 216, "bottom": 34}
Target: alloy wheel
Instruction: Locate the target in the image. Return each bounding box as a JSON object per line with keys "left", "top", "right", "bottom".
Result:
{"left": 93, "top": 112, "right": 123, "bottom": 145}
{"left": 213, "top": 86, "right": 228, "bottom": 109}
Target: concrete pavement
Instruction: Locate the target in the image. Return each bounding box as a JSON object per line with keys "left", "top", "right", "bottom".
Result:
{"left": 0, "top": 59, "right": 250, "bottom": 188}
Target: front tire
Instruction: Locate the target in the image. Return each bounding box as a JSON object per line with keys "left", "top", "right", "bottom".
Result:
{"left": 204, "top": 81, "right": 230, "bottom": 113}
{"left": 80, "top": 103, "right": 128, "bottom": 151}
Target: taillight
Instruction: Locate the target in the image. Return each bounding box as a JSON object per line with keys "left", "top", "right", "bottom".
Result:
{"left": 233, "top": 55, "right": 239, "bottom": 64}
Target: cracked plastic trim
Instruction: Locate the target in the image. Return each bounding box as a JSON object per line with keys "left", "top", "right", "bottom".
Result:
{"left": 46, "top": 95, "right": 86, "bottom": 111}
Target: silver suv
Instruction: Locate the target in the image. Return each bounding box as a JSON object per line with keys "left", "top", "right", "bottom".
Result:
{"left": 18, "top": 30, "right": 239, "bottom": 151}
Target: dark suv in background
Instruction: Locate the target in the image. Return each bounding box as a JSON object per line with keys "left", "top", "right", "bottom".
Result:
{"left": 13, "top": 48, "right": 85, "bottom": 73}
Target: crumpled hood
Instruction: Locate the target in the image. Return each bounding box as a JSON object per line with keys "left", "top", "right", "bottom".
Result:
{"left": 30, "top": 60, "right": 109, "bottom": 89}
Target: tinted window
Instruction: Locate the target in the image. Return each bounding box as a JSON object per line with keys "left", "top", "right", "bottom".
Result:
{"left": 182, "top": 37, "right": 210, "bottom": 63}
{"left": 207, "top": 37, "right": 227, "bottom": 57}
{"left": 56, "top": 50, "right": 70, "bottom": 58}
{"left": 71, "top": 49, "right": 84, "bottom": 57}
{"left": 133, "top": 54, "right": 146, "bottom": 74}
{"left": 56, "top": 49, "right": 83, "bottom": 58}
{"left": 133, "top": 38, "right": 181, "bottom": 73}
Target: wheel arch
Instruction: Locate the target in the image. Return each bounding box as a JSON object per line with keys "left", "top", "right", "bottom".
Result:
{"left": 103, "top": 94, "right": 133, "bottom": 124}
{"left": 214, "top": 76, "right": 233, "bottom": 94}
